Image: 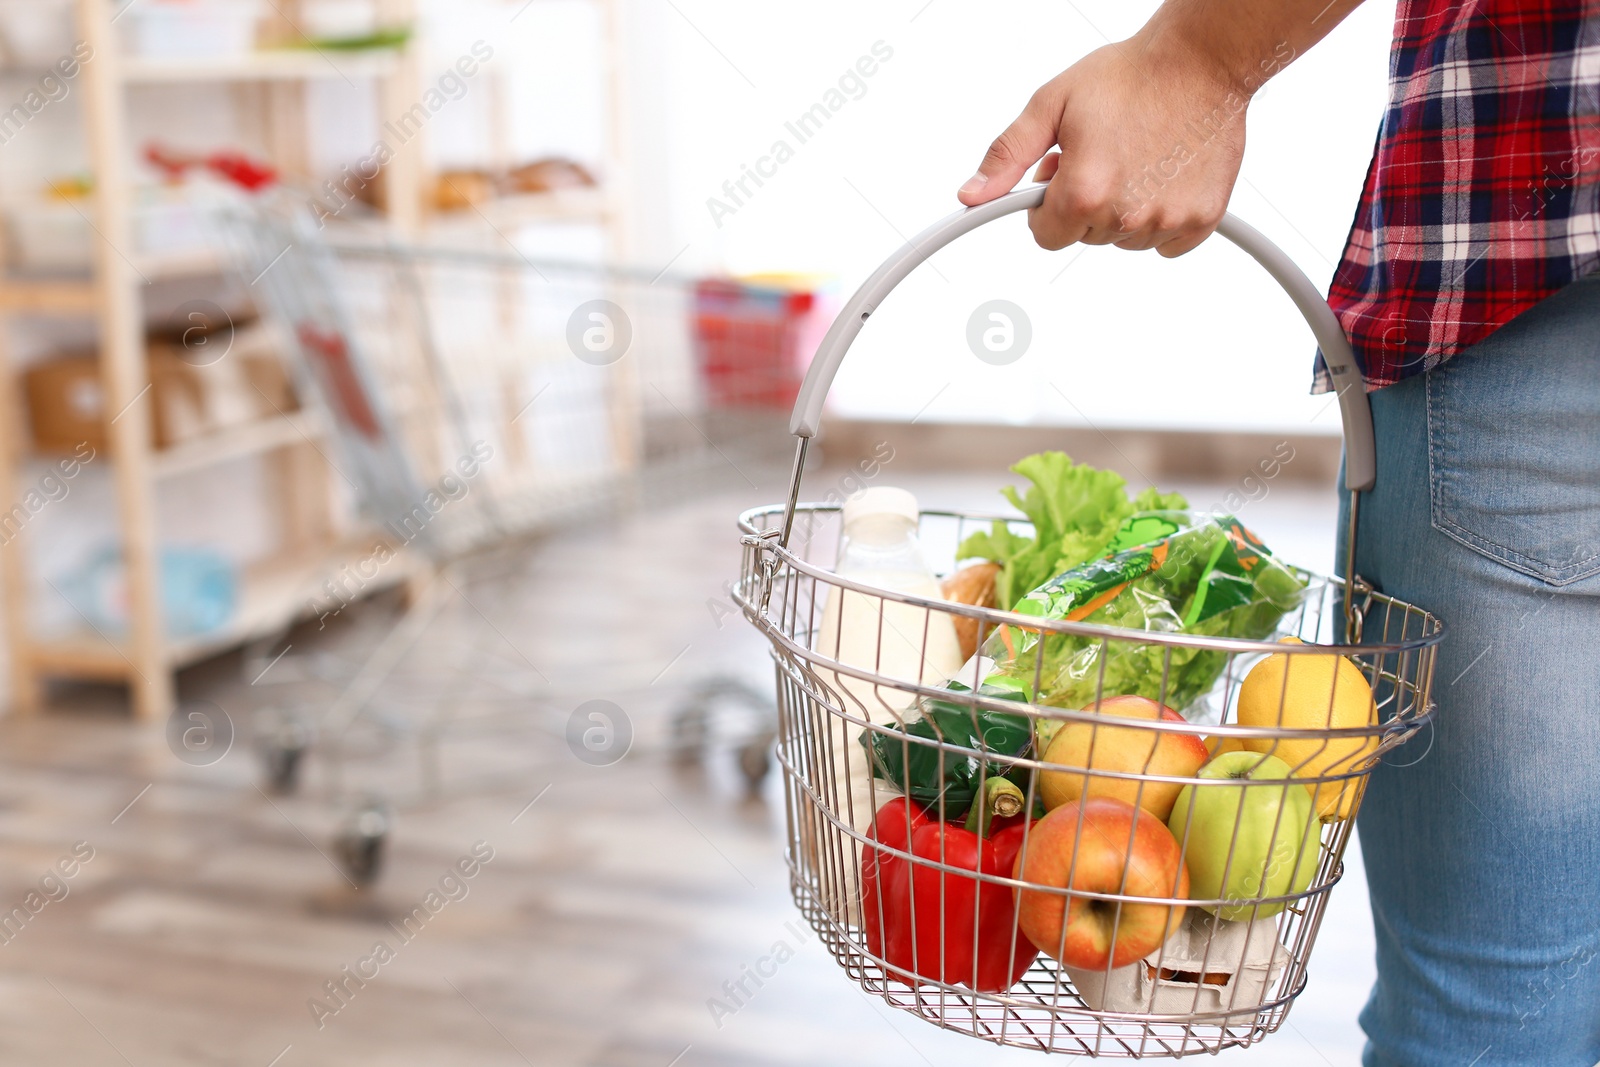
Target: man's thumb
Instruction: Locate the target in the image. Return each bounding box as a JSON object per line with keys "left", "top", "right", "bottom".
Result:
{"left": 958, "top": 93, "right": 1059, "bottom": 205}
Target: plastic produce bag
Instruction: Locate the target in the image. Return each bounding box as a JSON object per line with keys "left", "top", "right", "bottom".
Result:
{"left": 983, "top": 513, "right": 1306, "bottom": 712}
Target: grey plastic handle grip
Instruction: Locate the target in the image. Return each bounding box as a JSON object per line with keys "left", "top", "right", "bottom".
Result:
{"left": 788, "top": 184, "right": 1375, "bottom": 492}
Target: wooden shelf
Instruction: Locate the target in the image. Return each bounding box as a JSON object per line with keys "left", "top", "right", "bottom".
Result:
{"left": 169, "top": 536, "right": 419, "bottom": 668}
{"left": 131, "top": 247, "right": 225, "bottom": 281}
{"left": 26, "top": 535, "right": 421, "bottom": 677}
{"left": 120, "top": 49, "right": 400, "bottom": 85}
{"left": 152, "top": 411, "right": 325, "bottom": 480}
{"left": 7, "top": 248, "right": 229, "bottom": 287}
{"left": 0, "top": 277, "right": 97, "bottom": 314}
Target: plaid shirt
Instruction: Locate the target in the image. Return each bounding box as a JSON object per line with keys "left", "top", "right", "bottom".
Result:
{"left": 1315, "top": 0, "right": 1600, "bottom": 392}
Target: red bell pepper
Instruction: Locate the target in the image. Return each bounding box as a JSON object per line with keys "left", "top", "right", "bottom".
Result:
{"left": 860, "top": 778, "right": 1039, "bottom": 992}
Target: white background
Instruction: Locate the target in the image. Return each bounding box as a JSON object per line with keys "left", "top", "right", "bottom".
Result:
{"left": 625, "top": 0, "right": 1397, "bottom": 433}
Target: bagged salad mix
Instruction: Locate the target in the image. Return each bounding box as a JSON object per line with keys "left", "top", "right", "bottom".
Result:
{"left": 958, "top": 452, "right": 1306, "bottom": 712}
{"left": 981, "top": 509, "right": 1306, "bottom": 710}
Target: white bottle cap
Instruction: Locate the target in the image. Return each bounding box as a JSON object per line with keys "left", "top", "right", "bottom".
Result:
{"left": 842, "top": 486, "right": 919, "bottom": 529}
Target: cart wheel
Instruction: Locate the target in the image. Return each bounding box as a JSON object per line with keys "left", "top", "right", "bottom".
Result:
{"left": 334, "top": 800, "right": 390, "bottom": 888}
{"left": 738, "top": 730, "right": 775, "bottom": 792}
{"left": 256, "top": 709, "right": 313, "bottom": 795}
{"left": 670, "top": 704, "right": 709, "bottom": 766}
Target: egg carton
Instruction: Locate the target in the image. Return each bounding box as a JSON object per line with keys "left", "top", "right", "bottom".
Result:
{"left": 1065, "top": 910, "right": 1288, "bottom": 1017}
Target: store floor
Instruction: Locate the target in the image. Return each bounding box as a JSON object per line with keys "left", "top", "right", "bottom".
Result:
{"left": 0, "top": 464, "right": 1375, "bottom": 1066}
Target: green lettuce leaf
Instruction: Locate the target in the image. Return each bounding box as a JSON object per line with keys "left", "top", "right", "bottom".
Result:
{"left": 956, "top": 452, "right": 1188, "bottom": 610}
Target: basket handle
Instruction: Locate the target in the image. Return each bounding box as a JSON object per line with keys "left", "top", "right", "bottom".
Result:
{"left": 786, "top": 184, "right": 1373, "bottom": 492}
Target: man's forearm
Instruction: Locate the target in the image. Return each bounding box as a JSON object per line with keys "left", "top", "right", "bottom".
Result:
{"left": 1135, "top": 0, "right": 1367, "bottom": 97}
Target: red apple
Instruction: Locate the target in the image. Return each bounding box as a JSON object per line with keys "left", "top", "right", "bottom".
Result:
{"left": 1014, "top": 796, "right": 1190, "bottom": 970}
{"left": 1039, "top": 695, "right": 1210, "bottom": 820}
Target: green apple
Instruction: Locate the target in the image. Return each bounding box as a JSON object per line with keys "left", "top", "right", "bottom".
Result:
{"left": 1167, "top": 751, "right": 1319, "bottom": 921}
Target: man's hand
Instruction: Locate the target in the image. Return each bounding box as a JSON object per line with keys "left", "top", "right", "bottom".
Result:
{"left": 957, "top": 0, "right": 1364, "bottom": 257}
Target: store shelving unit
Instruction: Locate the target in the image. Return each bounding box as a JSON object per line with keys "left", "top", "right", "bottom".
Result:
{"left": 119, "top": 48, "right": 401, "bottom": 84}
{"left": 420, "top": 0, "right": 631, "bottom": 257}
{"left": 0, "top": 0, "right": 428, "bottom": 720}
{"left": 0, "top": 0, "right": 630, "bottom": 721}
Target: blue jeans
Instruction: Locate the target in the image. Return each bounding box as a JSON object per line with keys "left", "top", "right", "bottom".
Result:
{"left": 1338, "top": 274, "right": 1600, "bottom": 1067}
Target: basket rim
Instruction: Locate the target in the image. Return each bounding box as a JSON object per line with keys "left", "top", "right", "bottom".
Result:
{"left": 759, "top": 623, "right": 1433, "bottom": 745}
{"left": 738, "top": 502, "right": 1447, "bottom": 657}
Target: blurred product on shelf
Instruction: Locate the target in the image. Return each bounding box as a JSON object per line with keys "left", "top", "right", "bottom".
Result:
{"left": 117, "top": 0, "right": 264, "bottom": 60}
{"left": 3, "top": 196, "right": 92, "bottom": 273}
{"left": 145, "top": 144, "right": 278, "bottom": 193}
{"left": 59, "top": 544, "right": 236, "bottom": 637}
{"left": 426, "top": 157, "right": 598, "bottom": 213}
{"left": 23, "top": 357, "right": 104, "bottom": 453}
{"left": 24, "top": 324, "right": 297, "bottom": 453}
{"left": 431, "top": 169, "right": 494, "bottom": 211}
{"left": 692, "top": 275, "right": 830, "bottom": 408}
{"left": 284, "top": 0, "right": 410, "bottom": 52}
{"left": 505, "top": 157, "right": 597, "bottom": 193}
{"left": 302, "top": 26, "right": 412, "bottom": 51}
{"left": 46, "top": 175, "right": 93, "bottom": 199}
{"left": 296, "top": 0, "right": 379, "bottom": 40}
{"left": 135, "top": 185, "right": 233, "bottom": 258}
{"left": 210, "top": 321, "right": 299, "bottom": 413}
{"left": 4, "top": 156, "right": 271, "bottom": 273}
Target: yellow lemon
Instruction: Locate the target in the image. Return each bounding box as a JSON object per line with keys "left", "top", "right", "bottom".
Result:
{"left": 1203, "top": 734, "right": 1249, "bottom": 760}
{"left": 1236, "top": 637, "right": 1378, "bottom": 821}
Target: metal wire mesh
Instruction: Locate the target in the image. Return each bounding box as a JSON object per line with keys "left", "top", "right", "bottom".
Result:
{"left": 218, "top": 202, "right": 798, "bottom": 814}
{"left": 737, "top": 502, "right": 1443, "bottom": 1057}
{"left": 234, "top": 208, "right": 742, "bottom": 559}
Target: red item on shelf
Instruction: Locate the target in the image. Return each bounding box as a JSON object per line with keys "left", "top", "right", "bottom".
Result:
{"left": 143, "top": 143, "right": 278, "bottom": 192}
{"left": 206, "top": 151, "right": 277, "bottom": 192}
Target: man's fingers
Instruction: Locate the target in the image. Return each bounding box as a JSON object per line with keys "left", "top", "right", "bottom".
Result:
{"left": 1031, "top": 151, "right": 1062, "bottom": 184}
{"left": 958, "top": 89, "right": 1061, "bottom": 205}
{"left": 1155, "top": 225, "right": 1218, "bottom": 258}
{"left": 1028, "top": 164, "right": 1122, "bottom": 250}
{"left": 1112, "top": 228, "right": 1175, "bottom": 252}
{"left": 1028, "top": 211, "right": 1090, "bottom": 249}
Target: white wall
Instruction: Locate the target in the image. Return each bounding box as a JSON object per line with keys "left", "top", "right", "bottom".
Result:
{"left": 627, "top": 0, "right": 1396, "bottom": 434}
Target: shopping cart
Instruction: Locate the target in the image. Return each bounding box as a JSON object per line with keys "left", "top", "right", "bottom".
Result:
{"left": 219, "top": 200, "right": 787, "bottom": 881}
{"left": 693, "top": 276, "right": 814, "bottom": 408}
{"left": 736, "top": 185, "right": 1445, "bottom": 1057}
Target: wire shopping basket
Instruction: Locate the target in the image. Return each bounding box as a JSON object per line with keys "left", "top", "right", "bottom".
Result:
{"left": 735, "top": 186, "right": 1445, "bottom": 1057}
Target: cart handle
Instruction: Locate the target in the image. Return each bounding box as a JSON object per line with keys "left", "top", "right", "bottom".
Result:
{"left": 786, "top": 184, "right": 1373, "bottom": 493}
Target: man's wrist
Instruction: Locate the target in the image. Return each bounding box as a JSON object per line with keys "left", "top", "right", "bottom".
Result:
{"left": 1131, "top": 15, "right": 1291, "bottom": 102}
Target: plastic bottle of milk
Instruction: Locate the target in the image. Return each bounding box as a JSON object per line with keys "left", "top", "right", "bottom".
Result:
{"left": 812, "top": 487, "right": 962, "bottom": 924}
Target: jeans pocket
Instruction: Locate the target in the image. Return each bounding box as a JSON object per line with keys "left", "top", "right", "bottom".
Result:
{"left": 1426, "top": 351, "right": 1600, "bottom": 586}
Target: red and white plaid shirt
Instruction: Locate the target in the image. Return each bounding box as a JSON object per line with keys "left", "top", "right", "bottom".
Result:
{"left": 1315, "top": 0, "right": 1600, "bottom": 392}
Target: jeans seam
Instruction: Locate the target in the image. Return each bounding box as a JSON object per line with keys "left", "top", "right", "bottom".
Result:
{"left": 1430, "top": 514, "right": 1599, "bottom": 585}
{"left": 1425, "top": 370, "right": 1600, "bottom": 586}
